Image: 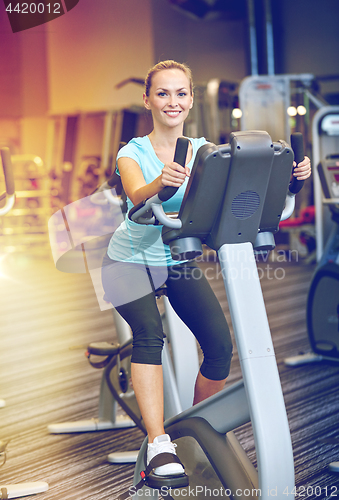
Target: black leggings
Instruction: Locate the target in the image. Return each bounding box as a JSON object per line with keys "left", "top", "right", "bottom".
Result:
{"left": 101, "top": 257, "right": 233, "bottom": 381}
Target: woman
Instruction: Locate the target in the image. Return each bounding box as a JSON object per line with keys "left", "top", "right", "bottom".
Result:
{"left": 102, "top": 60, "right": 311, "bottom": 477}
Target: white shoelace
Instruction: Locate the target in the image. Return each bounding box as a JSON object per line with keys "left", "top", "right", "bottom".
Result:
{"left": 153, "top": 441, "right": 177, "bottom": 454}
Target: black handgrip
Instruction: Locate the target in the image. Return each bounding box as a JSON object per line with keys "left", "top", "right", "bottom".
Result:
{"left": 158, "top": 137, "right": 189, "bottom": 202}
{"left": 289, "top": 132, "right": 305, "bottom": 194}
{"left": 1, "top": 147, "right": 15, "bottom": 196}
{"left": 107, "top": 171, "right": 122, "bottom": 188}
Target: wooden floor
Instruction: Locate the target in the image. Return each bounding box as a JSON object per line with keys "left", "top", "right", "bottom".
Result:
{"left": 1, "top": 250, "right": 339, "bottom": 500}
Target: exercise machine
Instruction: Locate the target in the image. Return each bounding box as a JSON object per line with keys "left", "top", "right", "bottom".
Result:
{"left": 119, "top": 131, "right": 304, "bottom": 499}
{"left": 284, "top": 108, "right": 339, "bottom": 474}
{"left": 47, "top": 145, "right": 200, "bottom": 464}
{"left": 284, "top": 154, "right": 339, "bottom": 475}
{"left": 0, "top": 146, "right": 14, "bottom": 409}
{"left": 285, "top": 109, "right": 339, "bottom": 366}
{"left": 313, "top": 107, "right": 339, "bottom": 261}
{"left": 239, "top": 74, "right": 323, "bottom": 142}
{"left": 312, "top": 155, "right": 339, "bottom": 475}
{"left": 285, "top": 156, "right": 339, "bottom": 367}
{"left": 0, "top": 147, "right": 49, "bottom": 499}
{"left": 318, "top": 156, "right": 339, "bottom": 474}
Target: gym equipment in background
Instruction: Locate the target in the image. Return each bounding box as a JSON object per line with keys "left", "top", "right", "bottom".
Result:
{"left": 312, "top": 107, "right": 339, "bottom": 261}
{"left": 0, "top": 147, "right": 49, "bottom": 499}
{"left": 285, "top": 155, "right": 339, "bottom": 366}
{"left": 239, "top": 74, "right": 325, "bottom": 143}
{"left": 284, "top": 153, "right": 339, "bottom": 474}
{"left": 285, "top": 120, "right": 339, "bottom": 367}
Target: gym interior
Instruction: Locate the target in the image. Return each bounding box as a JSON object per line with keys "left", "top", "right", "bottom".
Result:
{"left": 1, "top": 1, "right": 339, "bottom": 499}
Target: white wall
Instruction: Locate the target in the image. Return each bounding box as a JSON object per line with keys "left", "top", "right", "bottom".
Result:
{"left": 1, "top": 0, "right": 338, "bottom": 159}
{"left": 151, "top": 0, "right": 247, "bottom": 85}
{"left": 46, "top": 0, "right": 155, "bottom": 114}
{"left": 277, "top": 0, "right": 339, "bottom": 95}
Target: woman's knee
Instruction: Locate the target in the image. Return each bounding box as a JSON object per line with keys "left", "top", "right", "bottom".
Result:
{"left": 200, "top": 355, "right": 232, "bottom": 380}
{"left": 200, "top": 337, "right": 233, "bottom": 381}
{"left": 131, "top": 317, "right": 164, "bottom": 365}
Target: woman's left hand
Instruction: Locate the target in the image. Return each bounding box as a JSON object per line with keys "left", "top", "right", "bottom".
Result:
{"left": 293, "top": 156, "right": 312, "bottom": 180}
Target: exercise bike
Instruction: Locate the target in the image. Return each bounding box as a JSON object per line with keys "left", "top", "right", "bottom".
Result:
{"left": 0, "top": 147, "right": 49, "bottom": 499}
{"left": 117, "top": 131, "right": 305, "bottom": 500}
{"left": 47, "top": 146, "right": 200, "bottom": 464}
{"left": 285, "top": 155, "right": 339, "bottom": 367}
{"left": 0, "top": 148, "right": 15, "bottom": 411}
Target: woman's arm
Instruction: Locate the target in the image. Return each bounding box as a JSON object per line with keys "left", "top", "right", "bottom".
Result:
{"left": 118, "top": 157, "right": 190, "bottom": 206}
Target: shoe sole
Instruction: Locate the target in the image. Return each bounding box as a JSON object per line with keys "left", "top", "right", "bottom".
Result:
{"left": 146, "top": 472, "right": 189, "bottom": 489}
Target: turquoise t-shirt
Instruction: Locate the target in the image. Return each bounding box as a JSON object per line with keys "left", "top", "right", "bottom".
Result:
{"left": 107, "top": 135, "right": 207, "bottom": 266}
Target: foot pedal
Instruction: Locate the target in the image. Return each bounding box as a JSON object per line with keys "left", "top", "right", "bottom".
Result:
{"left": 146, "top": 472, "right": 189, "bottom": 489}
{"left": 143, "top": 452, "right": 189, "bottom": 490}
{"left": 115, "top": 452, "right": 188, "bottom": 500}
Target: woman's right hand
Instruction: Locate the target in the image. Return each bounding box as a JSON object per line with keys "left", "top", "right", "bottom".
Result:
{"left": 161, "top": 162, "right": 190, "bottom": 188}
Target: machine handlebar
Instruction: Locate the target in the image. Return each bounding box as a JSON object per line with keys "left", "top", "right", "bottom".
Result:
{"left": 0, "top": 147, "right": 16, "bottom": 216}
{"left": 127, "top": 133, "right": 305, "bottom": 229}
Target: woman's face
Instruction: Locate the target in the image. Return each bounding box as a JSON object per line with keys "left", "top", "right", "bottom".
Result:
{"left": 143, "top": 69, "right": 193, "bottom": 129}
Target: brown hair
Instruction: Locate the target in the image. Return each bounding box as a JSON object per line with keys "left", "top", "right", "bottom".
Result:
{"left": 144, "top": 60, "right": 193, "bottom": 97}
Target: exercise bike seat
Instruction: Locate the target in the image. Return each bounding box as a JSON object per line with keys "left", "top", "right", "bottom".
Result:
{"left": 86, "top": 341, "right": 124, "bottom": 369}
{"left": 87, "top": 341, "right": 121, "bottom": 357}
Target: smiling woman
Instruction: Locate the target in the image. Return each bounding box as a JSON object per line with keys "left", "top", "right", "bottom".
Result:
{"left": 143, "top": 68, "right": 194, "bottom": 160}
{"left": 118, "top": 62, "right": 195, "bottom": 206}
